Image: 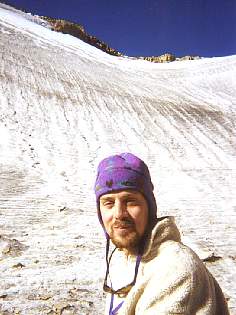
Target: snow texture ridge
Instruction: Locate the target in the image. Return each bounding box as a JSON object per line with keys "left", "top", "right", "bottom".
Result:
{"left": 0, "top": 4, "right": 236, "bottom": 314}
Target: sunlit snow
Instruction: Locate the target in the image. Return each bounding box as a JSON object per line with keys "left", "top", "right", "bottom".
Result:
{"left": 0, "top": 3, "right": 236, "bottom": 314}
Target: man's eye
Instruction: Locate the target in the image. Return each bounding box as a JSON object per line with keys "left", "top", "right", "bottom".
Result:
{"left": 103, "top": 201, "right": 114, "bottom": 207}
{"left": 127, "top": 199, "right": 138, "bottom": 205}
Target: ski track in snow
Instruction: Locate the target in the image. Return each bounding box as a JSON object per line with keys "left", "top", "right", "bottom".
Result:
{"left": 0, "top": 3, "right": 236, "bottom": 314}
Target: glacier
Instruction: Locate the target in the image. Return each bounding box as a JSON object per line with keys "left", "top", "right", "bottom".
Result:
{"left": 0, "top": 3, "right": 236, "bottom": 314}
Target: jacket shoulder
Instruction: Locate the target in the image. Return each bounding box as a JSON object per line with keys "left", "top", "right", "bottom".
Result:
{"left": 138, "top": 240, "right": 229, "bottom": 314}
{"left": 143, "top": 239, "right": 204, "bottom": 273}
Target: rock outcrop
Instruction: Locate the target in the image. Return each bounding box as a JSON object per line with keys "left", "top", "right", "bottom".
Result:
{"left": 140, "top": 53, "right": 176, "bottom": 63}
{"left": 138, "top": 53, "right": 200, "bottom": 63}
{"left": 42, "top": 17, "right": 123, "bottom": 57}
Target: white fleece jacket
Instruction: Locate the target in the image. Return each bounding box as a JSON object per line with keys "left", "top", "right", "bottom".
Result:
{"left": 105, "top": 216, "right": 229, "bottom": 315}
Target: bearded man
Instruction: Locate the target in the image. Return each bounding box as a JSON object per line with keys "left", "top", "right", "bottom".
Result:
{"left": 94, "top": 153, "right": 229, "bottom": 315}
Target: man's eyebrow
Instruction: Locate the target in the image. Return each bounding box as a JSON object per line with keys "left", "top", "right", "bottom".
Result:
{"left": 100, "top": 196, "right": 114, "bottom": 201}
{"left": 124, "top": 192, "right": 140, "bottom": 197}
{"left": 101, "top": 193, "right": 139, "bottom": 200}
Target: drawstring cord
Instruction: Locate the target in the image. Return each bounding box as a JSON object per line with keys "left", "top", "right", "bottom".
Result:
{"left": 109, "top": 294, "right": 123, "bottom": 315}
{"left": 105, "top": 236, "right": 142, "bottom": 315}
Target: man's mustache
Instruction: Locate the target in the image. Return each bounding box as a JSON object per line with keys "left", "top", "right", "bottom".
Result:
{"left": 113, "top": 219, "right": 135, "bottom": 229}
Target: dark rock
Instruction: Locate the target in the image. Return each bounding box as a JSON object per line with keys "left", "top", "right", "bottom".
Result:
{"left": 203, "top": 254, "right": 222, "bottom": 262}
{"left": 12, "top": 262, "right": 25, "bottom": 268}
{"left": 41, "top": 17, "right": 122, "bottom": 57}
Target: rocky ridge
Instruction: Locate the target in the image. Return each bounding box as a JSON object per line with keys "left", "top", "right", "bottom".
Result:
{"left": 42, "top": 17, "right": 200, "bottom": 62}
{"left": 42, "top": 17, "right": 123, "bottom": 57}
{"left": 139, "top": 53, "right": 201, "bottom": 63}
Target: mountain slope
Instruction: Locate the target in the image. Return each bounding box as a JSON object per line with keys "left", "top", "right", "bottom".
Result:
{"left": 0, "top": 3, "right": 236, "bottom": 314}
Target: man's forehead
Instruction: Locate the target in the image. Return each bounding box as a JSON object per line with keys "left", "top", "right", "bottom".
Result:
{"left": 100, "top": 190, "right": 141, "bottom": 200}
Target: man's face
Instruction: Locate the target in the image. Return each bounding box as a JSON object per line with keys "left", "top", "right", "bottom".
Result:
{"left": 99, "top": 190, "right": 149, "bottom": 252}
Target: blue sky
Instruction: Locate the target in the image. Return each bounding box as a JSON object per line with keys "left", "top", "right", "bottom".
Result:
{"left": 2, "top": 0, "right": 236, "bottom": 57}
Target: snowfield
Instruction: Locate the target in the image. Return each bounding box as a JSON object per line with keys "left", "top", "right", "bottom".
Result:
{"left": 0, "top": 3, "right": 236, "bottom": 314}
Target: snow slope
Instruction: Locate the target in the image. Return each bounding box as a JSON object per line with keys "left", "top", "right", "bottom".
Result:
{"left": 0, "top": 3, "right": 236, "bottom": 314}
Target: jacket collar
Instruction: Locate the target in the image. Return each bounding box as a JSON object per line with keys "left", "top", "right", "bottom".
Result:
{"left": 142, "top": 216, "right": 181, "bottom": 260}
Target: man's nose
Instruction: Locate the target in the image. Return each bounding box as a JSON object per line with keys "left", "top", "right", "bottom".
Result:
{"left": 114, "top": 200, "right": 127, "bottom": 219}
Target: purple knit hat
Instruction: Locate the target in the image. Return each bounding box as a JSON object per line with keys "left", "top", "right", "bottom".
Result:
{"left": 94, "top": 153, "right": 157, "bottom": 223}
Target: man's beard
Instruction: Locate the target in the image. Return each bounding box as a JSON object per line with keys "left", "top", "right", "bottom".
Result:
{"left": 109, "top": 219, "right": 141, "bottom": 252}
